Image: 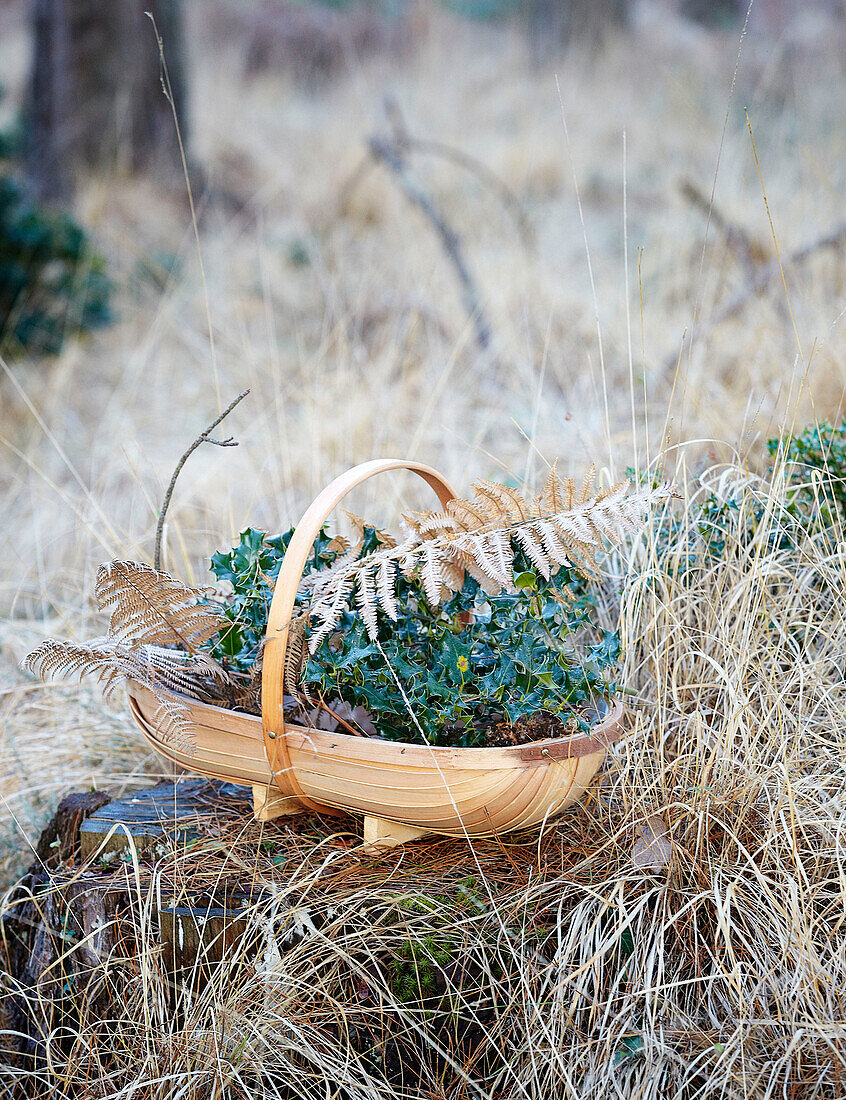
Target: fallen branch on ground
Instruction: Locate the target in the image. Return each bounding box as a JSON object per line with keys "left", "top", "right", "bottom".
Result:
{"left": 664, "top": 220, "right": 846, "bottom": 376}
{"left": 368, "top": 134, "right": 493, "bottom": 353}
{"left": 680, "top": 179, "right": 767, "bottom": 278}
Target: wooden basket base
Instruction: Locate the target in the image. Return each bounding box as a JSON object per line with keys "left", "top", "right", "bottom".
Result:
{"left": 251, "top": 790, "right": 430, "bottom": 853}
{"left": 252, "top": 784, "right": 302, "bottom": 823}
{"left": 363, "top": 815, "right": 431, "bottom": 853}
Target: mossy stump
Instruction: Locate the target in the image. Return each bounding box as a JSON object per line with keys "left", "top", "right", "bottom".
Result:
{"left": 0, "top": 774, "right": 586, "bottom": 1090}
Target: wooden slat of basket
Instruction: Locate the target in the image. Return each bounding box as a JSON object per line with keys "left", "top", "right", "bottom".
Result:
{"left": 261, "top": 459, "right": 458, "bottom": 814}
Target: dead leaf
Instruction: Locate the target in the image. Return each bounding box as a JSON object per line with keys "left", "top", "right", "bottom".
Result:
{"left": 632, "top": 813, "right": 672, "bottom": 870}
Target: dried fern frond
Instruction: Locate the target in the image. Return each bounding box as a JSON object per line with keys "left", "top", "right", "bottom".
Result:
{"left": 96, "top": 560, "right": 223, "bottom": 653}
{"left": 136, "top": 644, "right": 228, "bottom": 699}
{"left": 24, "top": 638, "right": 127, "bottom": 696}
{"left": 305, "top": 476, "right": 670, "bottom": 649}
{"left": 538, "top": 460, "right": 573, "bottom": 515}
{"left": 283, "top": 620, "right": 306, "bottom": 693}
{"left": 343, "top": 511, "right": 397, "bottom": 551}
{"left": 22, "top": 635, "right": 231, "bottom": 754}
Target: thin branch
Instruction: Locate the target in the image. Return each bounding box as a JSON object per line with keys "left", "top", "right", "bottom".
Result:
{"left": 663, "top": 221, "right": 846, "bottom": 375}
{"left": 680, "top": 179, "right": 763, "bottom": 278}
{"left": 384, "top": 96, "right": 536, "bottom": 251}
{"left": 368, "top": 134, "right": 493, "bottom": 353}
{"left": 339, "top": 102, "right": 535, "bottom": 253}
{"left": 154, "top": 390, "right": 250, "bottom": 570}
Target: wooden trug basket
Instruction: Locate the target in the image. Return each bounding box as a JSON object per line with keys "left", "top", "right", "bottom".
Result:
{"left": 128, "top": 459, "right": 625, "bottom": 850}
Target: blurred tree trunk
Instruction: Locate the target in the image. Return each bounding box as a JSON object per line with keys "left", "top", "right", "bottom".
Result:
{"left": 526, "top": 0, "right": 630, "bottom": 63}
{"left": 25, "top": 0, "right": 188, "bottom": 202}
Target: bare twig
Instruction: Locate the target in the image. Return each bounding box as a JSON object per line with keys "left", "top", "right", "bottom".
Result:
{"left": 384, "top": 96, "right": 536, "bottom": 251}
{"left": 368, "top": 134, "right": 493, "bottom": 352}
{"left": 338, "top": 102, "right": 535, "bottom": 254}
{"left": 154, "top": 390, "right": 250, "bottom": 570}
{"left": 664, "top": 221, "right": 846, "bottom": 375}
{"left": 680, "top": 179, "right": 764, "bottom": 278}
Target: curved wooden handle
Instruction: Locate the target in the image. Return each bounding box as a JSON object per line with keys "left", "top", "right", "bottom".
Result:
{"left": 261, "top": 459, "right": 457, "bottom": 811}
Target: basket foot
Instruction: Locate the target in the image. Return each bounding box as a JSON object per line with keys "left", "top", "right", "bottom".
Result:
{"left": 362, "top": 815, "right": 431, "bottom": 853}
{"left": 252, "top": 784, "right": 303, "bottom": 823}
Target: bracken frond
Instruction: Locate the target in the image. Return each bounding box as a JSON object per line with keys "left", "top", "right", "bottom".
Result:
{"left": 513, "top": 526, "right": 552, "bottom": 579}
{"left": 445, "top": 496, "right": 492, "bottom": 531}
{"left": 22, "top": 636, "right": 231, "bottom": 755}
{"left": 577, "top": 465, "right": 596, "bottom": 505}
{"left": 376, "top": 557, "right": 399, "bottom": 620}
{"left": 96, "top": 560, "right": 223, "bottom": 653}
{"left": 421, "top": 545, "right": 445, "bottom": 605}
{"left": 355, "top": 568, "right": 379, "bottom": 640}
{"left": 539, "top": 461, "right": 574, "bottom": 515}
{"left": 302, "top": 474, "right": 671, "bottom": 645}
{"left": 24, "top": 638, "right": 124, "bottom": 694}
{"left": 472, "top": 480, "right": 531, "bottom": 524}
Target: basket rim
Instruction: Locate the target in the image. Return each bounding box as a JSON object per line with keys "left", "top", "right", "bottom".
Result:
{"left": 126, "top": 679, "right": 626, "bottom": 761}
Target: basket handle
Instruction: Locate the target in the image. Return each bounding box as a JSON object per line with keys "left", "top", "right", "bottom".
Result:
{"left": 261, "top": 459, "right": 457, "bottom": 811}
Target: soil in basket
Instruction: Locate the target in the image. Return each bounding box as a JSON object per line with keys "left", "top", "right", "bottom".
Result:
{"left": 277, "top": 696, "right": 595, "bottom": 747}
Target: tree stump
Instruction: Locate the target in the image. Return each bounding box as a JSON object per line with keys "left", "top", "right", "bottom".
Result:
{"left": 0, "top": 775, "right": 572, "bottom": 1094}
{"left": 1, "top": 777, "right": 258, "bottom": 1061}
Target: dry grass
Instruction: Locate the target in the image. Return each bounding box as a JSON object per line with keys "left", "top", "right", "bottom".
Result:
{"left": 4, "top": 461, "right": 846, "bottom": 1096}
{"left": 2, "top": 2, "right": 846, "bottom": 1095}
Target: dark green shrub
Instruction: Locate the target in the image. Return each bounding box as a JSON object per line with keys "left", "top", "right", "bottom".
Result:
{"left": 208, "top": 524, "right": 620, "bottom": 747}
{"left": 628, "top": 421, "right": 845, "bottom": 589}
{"left": 208, "top": 525, "right": 346, "bottom": 675}
{"left": 0, "top": 174, "right": 111, "bottom": 356}
{"left": 768, "top": 420, "right": 846, "bottom": 523}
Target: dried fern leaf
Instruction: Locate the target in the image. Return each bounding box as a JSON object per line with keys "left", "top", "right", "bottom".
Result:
{"left": 139, "top": 645, "right": 228, "bottom": 699}
{"left": 376, "top": 557, "right": 399, "bottom": 620}
{"left": 440, "top": 555, "right": 467, "bottom": 594}
{"left": 465, "top": 533, "right": 512, "bottom": 588}
{"left": 309, "top": 569, "right": 356, "bottom": 650}
{"left": 488, "top": 529, "right": 515, "bottom": 585}
{"left": 513, "top": 526, "right": 551, "bottom": 579}
{"left": 355, "top": 567, "right": 379, "bottom": 639}
{"left": 23, "top": 636, "right": 231, "bottom": 755}
{"left": 539, "top": 461, "right": 573, "bottom": 516}
{"left": 301, "top": 477, "right": 670, "bottom": 642}
{"left": 284, "top": 617, "right": 307, "bottom": 691}
{"left": 445, "top": 496, "right": 493, "bottom": 531}
{"left": 96, "top": 560, "right": 223, "bottom": 653}
{"left": 462, "top": 558, "right": 504, "bottom": 596}
{"left": 341, "top": 512, "right": 398, "bottom": 556}
{"left": 535, "top": 519, "right": 571, "bottom": 567}
{"left": 577, "top": 465, "right": 596, "bottom": 506}
{"left": 414, "top": 514, "right": 464, "bottom": 539}
{"left": 473, "top": 480, "right": 530, "bottom": 523}
{"left": 554, "top": 510, "right": 598, "bottom": 547}
{"left": 149, "top": 695, "right": 197, "bottom": 756}
{"left": 421, "top": 545, "right": 445, "bottom": 604}
{"left": 24, "top": 638, "right": 124, "bottom": 695}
